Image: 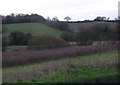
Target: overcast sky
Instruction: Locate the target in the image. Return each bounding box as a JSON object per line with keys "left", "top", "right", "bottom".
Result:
{"left": 0, "top": 0, "right": 119, "bottom": 21}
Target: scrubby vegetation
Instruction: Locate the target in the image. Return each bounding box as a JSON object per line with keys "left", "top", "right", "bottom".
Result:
{"left": 3, "top": 45, "right": 117, "bottom": 67}
{"left": 68, "top": 22, "right": 117, "bottom": 33}
{"left": 2, "top": 36, "right": 8, "bottom": 51}
{"left": 27, "top": 33, "right": 68, "bottom": 50}
{"left": 9, "top": 31, "right": 32, "bottom": 45}
{"left": 61, "top": 32, "right": 75, "bottom": 42}
{"left": 65, "top": 23, "right": 118, "bottom": 46}
{"left": 2, "top": 26, "right": 8, "bottom": 51}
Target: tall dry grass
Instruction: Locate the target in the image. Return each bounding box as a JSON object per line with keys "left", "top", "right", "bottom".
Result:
{"left": 3, "top": 44, "right": 118, "bottom": 67}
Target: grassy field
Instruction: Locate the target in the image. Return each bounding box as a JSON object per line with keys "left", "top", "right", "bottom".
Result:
{"left": 3, "top": 50, "right": 118, "bottom": 83}
{"left": 68, "top": 21, "right": 117, "bottom": 33}
{"left": 4, "top": 23, "right": 63, "bottom": 37}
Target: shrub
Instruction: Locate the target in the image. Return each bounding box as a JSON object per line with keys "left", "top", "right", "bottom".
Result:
{"left": 2, "top": 36, "right": 8, "bottom": 51}
{"left": 61, "top": 32, "right": 74, "bottom": 42}
{"left": 2, "top": 26, "right": 8, "bottom": 51}
{"left": 45, "top": 21, "right": 70, "bottom": 32}
{"left": 75, "top": 23, "right": 117, "bottom": 45}
{"left": 75, "top": 29, "right": 94, "bottom": 45}
{"left": 27, "top": 33, "right": 69, "bottom": 50}
{"left": 91, "top": 23, "right": 117, "bottom": 41}
{"left": 9, "top": 31, "right": 32, "bottom": 45}
{"left": 24, "top": 33, "right": 32, "bottom": 45}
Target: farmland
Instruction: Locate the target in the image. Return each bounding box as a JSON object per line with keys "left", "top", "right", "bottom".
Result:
{"left": 4, "top": 23, "right": 63, "bottom": 37}
{"left": 4, "top": 21, "right": 117, "bottom": 36}
{"left": 3, "top": 49, "right": 119, "bottom": 83}
{"left": 2, "top": 20, "right": 119, "bottom": 83}
{"left": 1, "top": 2, "right": 119, "bottom": 84}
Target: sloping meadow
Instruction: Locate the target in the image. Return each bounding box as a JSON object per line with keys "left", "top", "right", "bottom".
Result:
{"left": 3, "top": 45, "right": 118, "bottom": 67}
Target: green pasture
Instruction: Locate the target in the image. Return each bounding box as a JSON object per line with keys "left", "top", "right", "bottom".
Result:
{"left": 4, "top": 23, "right": 63, "bottom": 37}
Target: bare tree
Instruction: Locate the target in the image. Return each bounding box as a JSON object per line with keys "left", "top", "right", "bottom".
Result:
{"left": 47, "top": 17, "right": 51, "bottom": 21}
{"left": 52, "top": 17, "right": 59, "bottom": 21}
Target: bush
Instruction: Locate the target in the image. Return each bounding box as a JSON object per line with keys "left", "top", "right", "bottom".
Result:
{"left": 9, "top": 31, "right": 32, "bottom": 45}
{"left": 24, "top": 33, "right": 32, "bottom": 45}
{"left": 2, "top": 26, "right": 8, "bottom": 51}
{"left": 61, "top": 32, "right": 74, "bottom": 42}
{"left": 28, "top": 33, "right": 69, "bottom": 50}
{"left": 45, "top": 21, "right": 70, "bottom": 32}
{"left": 75, "top": 29, "right": 94, "bottom": 45}
{"left": 2, "top": 36, "right": 8, "bottom": 51}
{"left": 75, "top": 23, "right": 117, "bottom": 45}
{"left": 91, "top": 23, "right": 117, "bottom": 41}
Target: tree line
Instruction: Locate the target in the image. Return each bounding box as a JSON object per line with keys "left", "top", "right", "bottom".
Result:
{"left": 2, "top": 13, "right": 47, "bottom": 24}
{"left": 61, "top": 23, "right": 118, "bottom": 45}
{"left": 2, "top": 13, "right": 119, "bottom": 24}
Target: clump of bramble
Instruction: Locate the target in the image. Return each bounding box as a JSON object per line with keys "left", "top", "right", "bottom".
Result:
{"left": 27, "top": 33, "right": 69, "bottom": 50}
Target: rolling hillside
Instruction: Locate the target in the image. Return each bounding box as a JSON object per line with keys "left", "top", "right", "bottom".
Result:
{"left": 4, "top": 23, "right": 63, "bottom": 37}
{"left": 68, "top": 21, "right": 117, "bottom": 33}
